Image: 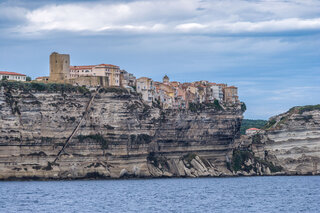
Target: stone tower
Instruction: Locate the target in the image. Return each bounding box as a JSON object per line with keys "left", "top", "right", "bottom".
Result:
{"left": 49, "top": 52, "right": 70, "bottom": 83}
{"left": 163, "top": 75, "right": 169, "bottom": 84}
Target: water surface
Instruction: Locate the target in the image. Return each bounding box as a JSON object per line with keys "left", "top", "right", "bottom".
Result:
{"left": 0, "top": 176, "right": 319, "bottom": 212}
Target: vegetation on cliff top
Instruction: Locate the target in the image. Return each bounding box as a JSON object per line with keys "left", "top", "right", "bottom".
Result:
{"left": 0, "top": 80, "right": 89, "bottom": 94}
{"left": 297, "top": 104, "right": 320, "bottom": 114}
{"left": 240, "top": 119, "right": 267, "bottom": 135}
{"left": 189, "top": 100, "right": 223, "bottom": 112}
{"left": 262, "top": 104, "right": 320, "bottom": 130}
{"left": 98, "top": 87, "right": 129, "bottom": 94}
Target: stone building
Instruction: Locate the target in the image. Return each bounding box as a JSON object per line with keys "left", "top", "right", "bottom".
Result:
{"left": 120, "top": 70, "right": 136, "bottom": 87}
{"left": 136, "top": 77, "right": 154, "bottom": 104}
{"left": 69, "top": 76, "right": 108, "bottom": 88}
{"left": 0, "top": 71, "right": 26, "bottom": 81}
{"left": 223, "top": 86, "right": 239, "bottom": 103}
{"left": 163, "top": 75, "right": 169, "bottom": 84}
{"left": 70, "top": 64, "right": 121, "bottom": 87}
{"left": 35, "top": 76, "right": 49, "bottom": 83}
{"left": 69, "top": 65, "right": 95, "bottom": 78}
{"left": 49, "top": 52, "right": 70, "bottom": 83}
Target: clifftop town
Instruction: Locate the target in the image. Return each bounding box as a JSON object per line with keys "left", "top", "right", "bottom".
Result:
{"left": 34, "top": 52, "right": 239, "bottom": 109}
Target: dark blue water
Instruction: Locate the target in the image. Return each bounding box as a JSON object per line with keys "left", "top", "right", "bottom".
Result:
{"left": 0, "top": 176, "right": 319, "bottom": 213}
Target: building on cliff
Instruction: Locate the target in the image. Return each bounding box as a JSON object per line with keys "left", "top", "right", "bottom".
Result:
{"left": 223, "top": 86, "right": 239, "bottom": 103}
{"left": 35, "top": 76, "right": 49, "bottom": 83}
{"left": 120, "top": 70, "right": 136, "bottom": 88}
{"left": 0, "top": 71, "right": 27, "bottom": 81}
{"left": 70, "top": 64, "right": 121, "bottom": 87}
{"left": 45, "top": 52, "right": 239, "bottom": 108}
{"left": 136, "top": 77, "right": 154, "bottom": 105}
{"left": 245, "top": 128, "right": 261, "bottom": 136}
{"left": 49, "top": 52, "right": 70, "bottom": 83}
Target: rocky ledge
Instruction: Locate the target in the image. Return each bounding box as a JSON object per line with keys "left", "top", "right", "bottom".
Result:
{"left": 237, "top": 105, "right": 320, "bottom": 176}
{"left": 0, "top": 82, "right": 244, "bottom": 180}
{"left": 1, "top": 82, "right": 318, "bottom": 180}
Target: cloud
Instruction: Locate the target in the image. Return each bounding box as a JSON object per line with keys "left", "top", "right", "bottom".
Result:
{"left": 1, "top": 0, "right": 319, "bottom": 36}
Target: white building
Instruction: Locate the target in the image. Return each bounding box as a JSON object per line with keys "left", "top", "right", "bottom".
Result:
{"left": 136, "top": 77, "right": 154, "bottom": 104}
{"left": 210, "top": 85, "right": 223, "bottom": 101}
{"left": 0, "top": 71, "right": 27, "bottom": 81}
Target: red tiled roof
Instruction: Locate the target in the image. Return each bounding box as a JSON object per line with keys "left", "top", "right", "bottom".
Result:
{"left": 247, "top": 128, "right": 260, "bottom": 131}
{"left": 0, "top": 71, "right": 26, "bottom": 76}
{"left": 70, "top": 65, "right": 95, "bottom": 70}
{"left": 70, "top": 64, "right": 119, "bottom": 70}
{"left": 97, "top": 64, "right": 119, "bottom": 68}
{"left": 36, "top": 76, "right": 49, "bottom": 79}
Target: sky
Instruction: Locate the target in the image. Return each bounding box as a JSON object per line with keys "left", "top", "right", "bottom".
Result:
{"left": 0, "top": 0, "right": 319, "bottom": 119}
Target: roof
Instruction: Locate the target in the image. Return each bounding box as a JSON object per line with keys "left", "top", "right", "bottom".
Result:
{"left": 137, "top": 77, "right": 152, "bottom": 80}
{"left": 247, "top": 128, "right": 261, "bottom": 131}
{"left": 70, "top": 64, "right": 119, "bottom": 70}
{"left": 97, "top": 64, "right": 120, "bottom": 68}
{"left": 70, "top": 65, "right": 95, "bottom": 70}
{"left": 0, "top": 71, "right": 26, "bottom": 76}
{"left": 36, "top": 76, "right": 49, "bottom": 79}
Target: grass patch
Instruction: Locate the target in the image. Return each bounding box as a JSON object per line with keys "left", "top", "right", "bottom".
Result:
{"left": 263, "top": 119, "right": 276, "bottom": 130}
{"left": 99, "top": 87, "right": 129, "bottom": 94}
{"left": 298, "top": 104, "right": 320, "bottom": 114}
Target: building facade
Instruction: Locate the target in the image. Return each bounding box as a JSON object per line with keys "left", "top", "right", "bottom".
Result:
{"left": 223, "top": 86, "right": 239, "bottom": 103}
{"left": 49, "top": 52, "right": 70, "bottom": 83}
{"left": 35, "top": 76, "right": 49, "bottom": 83}
{"left": 136, "top": 77, "right": 154, "bottom": 104}
{"left": 0, "top": 71, "right": 26, "bottom": 81}
{"left": 70, "top": 64, "right": 121, "bottom": 87}
{"left": 120, "top": 70, "right": 136, "bottom": 87}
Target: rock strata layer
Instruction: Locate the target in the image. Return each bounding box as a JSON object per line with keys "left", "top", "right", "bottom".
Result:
{"left": 237, "top": 105, "right": 320, "bottom": 175}
{"left": 0, "top": 86, "right": 243, "bottom": 179}
{"left": 1, "top": 85, "right": 318, "bottom": 180}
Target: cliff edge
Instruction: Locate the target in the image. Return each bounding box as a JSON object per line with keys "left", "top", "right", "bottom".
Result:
{"left": 238, "top": 105, "right": 320, "bottom": 175}
{"left": 0, "top": 82, "right": 243, "bottom": 179}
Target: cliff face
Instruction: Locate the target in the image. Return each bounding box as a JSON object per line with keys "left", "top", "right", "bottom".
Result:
{"left": 238, "top": 105, "right": 320, "bottom": 175}
{"left": 0, "top": 86, "right": 243, "bottom": 180}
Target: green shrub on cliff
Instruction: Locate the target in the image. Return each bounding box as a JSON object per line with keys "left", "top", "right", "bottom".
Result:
{"left": 230, "top": 149, "right": 282, "bottom": 173}
{"left": 189, "top": 103, "right": 204, "bottom": 112}
{"left": 241, "top": 102, "right": 247, "bottom": 112}
{"left": 0, "top": 81, "right": 89, "bottom": 94}
{"left": 298, "top": 104, "right": 320, "bottom": 114}
{"left": 189, "top": 101, "right": 224, "bottom": 112}
{"left": 99, "top": 87, "right": 128, "bottom": 94}
{"left": 230, "top": 150, "right": 252, "bottom": 172}
{"left": 263, "top": 119, "right": 276, "bottom": 130}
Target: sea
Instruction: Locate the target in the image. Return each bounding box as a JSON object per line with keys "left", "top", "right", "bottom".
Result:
{"left": 0, "top": 176, "right": 319, "bottom": 213}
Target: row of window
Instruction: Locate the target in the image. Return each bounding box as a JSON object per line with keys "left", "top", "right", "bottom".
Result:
{"left": 0, "top": 75, "right": 25, "bottom": 80}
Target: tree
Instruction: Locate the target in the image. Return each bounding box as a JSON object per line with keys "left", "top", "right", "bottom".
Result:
{"left": 26, "top": 76, "right": 32, "bottom": 81}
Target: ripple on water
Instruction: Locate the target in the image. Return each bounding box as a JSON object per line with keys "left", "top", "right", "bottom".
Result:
{"left": 0, "top": 176, "right": 319, "bottom": 213}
